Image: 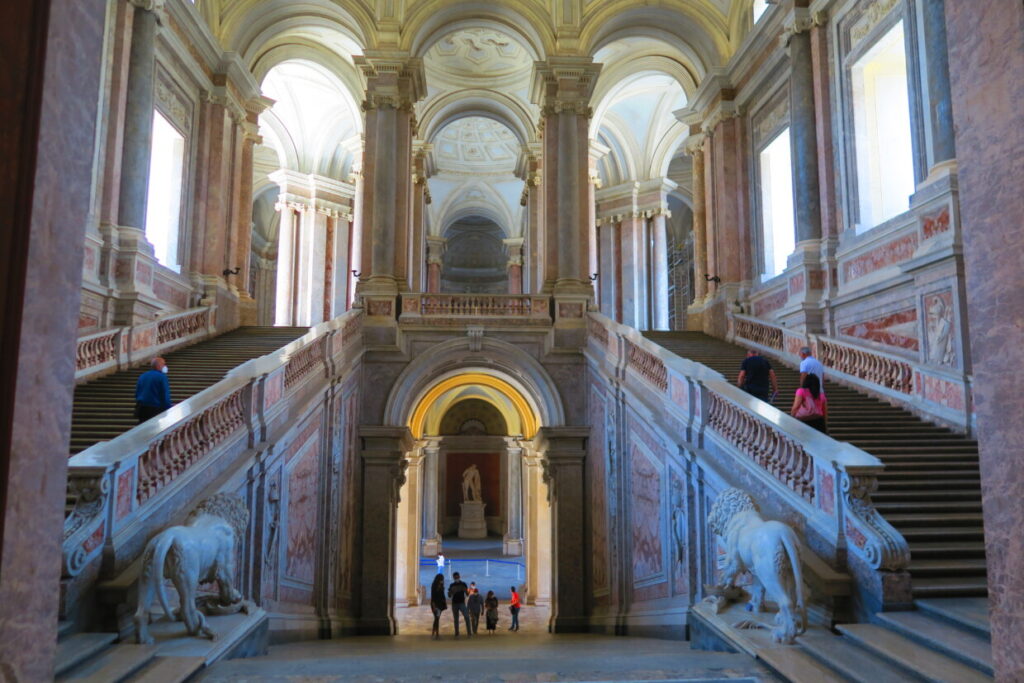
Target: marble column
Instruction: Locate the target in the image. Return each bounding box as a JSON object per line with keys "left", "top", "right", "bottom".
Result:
{"left": 0, "top": 0, "right": 104, "bottom": 677}
{"left": 504, "top": 238, "right": 524, "bottom": 294}
{"left": 597, "top": 219, "right": 618, "bottom": 320}
{"left": 357, "top": 426, "right": 414, "bottom": 635}
{"left": 650, "top": 211, "right": 670, "bottom": 330}
{"left": 522, "top": 450, "right": 552, "bottom": 606}
{"left": 354, "top": 54, "right": 425, "bottom": 300}
{"left": 425, "top": 236, "right": 445, "bottom": 293}
{"left": 503, "top": 442, "right": 524, "bottom": 555}
{"left": 531, "top": 58, "right": 602, "bottom": 299}
{"left": 619, "top": 212, "right": 647, "bottom": 329}
{"left": 687, "top": 137, "right": 708, "bottom": 303}
{"left": 536, "top": 427, "right": 589, "bottom": 633}
{"left": 420, "top": 441, "right": 441, "bottom": 556}
{"left": 920, "top": 0, "right": 956, "bottom": 170}
{"left": 236, "top": 114, "right": 262, "bottom": 324}
{"left": 944, "top": 2, "right": 1024, "bottom": 677}
{"left": 788, "top": 26, "right": 822, "bottom": 243}
{"left": 399, "top": 450, "right": 424, "bottom": 607}
{"left": 274, "top": 201, "right": 298, "bottom": 325}
{"left": 117, "top": 0, "right": 160, "bottom": 231}
{"left": 410, "top": 148, "right": 431, "bottom": 292}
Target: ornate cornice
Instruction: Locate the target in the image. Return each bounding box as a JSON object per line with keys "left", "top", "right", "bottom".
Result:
{"left": 530, "top": 57, "right": 602, "bottom": 120}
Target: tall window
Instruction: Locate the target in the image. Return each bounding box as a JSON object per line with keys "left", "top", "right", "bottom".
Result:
{"left": 850, "top": 21, "right": 914, "bottom": 230}
{"left": 146, "top": 111, "right": 185, "bottom": 272}
{"left": 759, "top": 128, "right": 795, "bottom": 279}
{"left": 752, "top": 0, "right": 770, "bottom": 23}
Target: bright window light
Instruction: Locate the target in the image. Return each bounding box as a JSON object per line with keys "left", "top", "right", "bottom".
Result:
{"left": 759, "top": 128, "right": 795, "bottom": 279}
{"left": 753, "top": 0, "right": 770, "bottom": 23}
{"left": 851, "top": 21, "right": 914, "bottom": 230}
{"left": 146, "top": 110, "right": 185, "bottom": 272}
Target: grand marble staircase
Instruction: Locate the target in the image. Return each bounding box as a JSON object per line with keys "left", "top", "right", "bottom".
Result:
{"left": 69, "top": 326, "right": 309, "bottom": 455}
{"left": 645, "top": 331, "right": 986, "bottom": 600}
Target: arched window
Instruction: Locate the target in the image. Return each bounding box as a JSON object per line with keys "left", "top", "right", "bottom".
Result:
{"left": 758, "top": 128, "right": 795, "bottom": 279}
{"left": 850, "top": 21, "right": 914, "bottom": 230}
{"left": 145, "top": 110, "right": 185, "bottom": 272}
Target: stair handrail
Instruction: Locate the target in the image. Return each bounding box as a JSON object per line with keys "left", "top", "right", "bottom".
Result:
{"left": 62, "top": 310, "right": 363, "bottom": 578}
{"left": 587, "top": 312, "right": 909, "bottom": 577}
{"left": 74, "top": 305, "right": 218, "bottom": 383}
{"left": 727, "top": 311, "right": 973, "bottom": 432}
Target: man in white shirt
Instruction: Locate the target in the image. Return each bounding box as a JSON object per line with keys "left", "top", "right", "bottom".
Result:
{"left": 436, "top": 553, "right": 445, "bottom": 572}
{"left": 799, "top": 347, "right": 825, "bottom": 390}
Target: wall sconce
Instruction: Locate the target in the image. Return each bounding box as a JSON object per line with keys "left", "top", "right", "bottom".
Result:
{"left": 352, "top": 270, "right": 361, "bottom": 278}
{"left": 589, "top": 273, "right": 599, "bottom": 282}
{"left": 704, "top": 274, "right": 721, "bottom": 284}
{"left": 222, "top": 267, "right": 240, "bottom": 277}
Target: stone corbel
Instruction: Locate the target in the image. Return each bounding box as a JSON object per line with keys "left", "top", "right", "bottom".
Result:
{"left": 62, "top": 469, "right": 113, "bottom": 577}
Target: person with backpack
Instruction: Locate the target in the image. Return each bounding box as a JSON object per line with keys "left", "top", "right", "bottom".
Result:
{"left": 447, "top": 571, "right": 472, "bottom": 637}
{"left": 484, "top": 590, "right": 499, "bottom": 633}
{"left": 467, "top": 583, "right": 483, "bottom": 634}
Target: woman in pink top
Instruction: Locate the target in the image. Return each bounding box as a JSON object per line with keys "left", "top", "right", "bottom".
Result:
{"left": 790, "top": 373, "right": 828, "bottom": 434}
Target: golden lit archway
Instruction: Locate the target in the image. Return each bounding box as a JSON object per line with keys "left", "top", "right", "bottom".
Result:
{"left": 408, "top": 372, "right": 539, "bottom": 439}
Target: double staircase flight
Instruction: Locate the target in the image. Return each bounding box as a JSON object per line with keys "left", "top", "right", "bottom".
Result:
{"left": 69, "top": 326, "right": 309, "bottom": 456}
{"left": 644, "top": 331, "right": 986, "bottom": 600}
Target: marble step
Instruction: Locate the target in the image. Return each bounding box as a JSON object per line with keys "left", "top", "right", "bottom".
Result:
{"left": 885, "top": 512, "right": 983, "bottom": 527}
{"left": 836, "top": 623, "right": 991, "bottom": 682}
{"left": 756, "top": 645, "right": 848, "bottom": 683}
{"left": 900, "top": 526, "right": 985, "bottom": 541}
{"left": 873, "top": 489, "right": 980, "bottom": 501}
{"left": 915, "top": 598, "right": 991, "bottom": 639}
{"left": 56, "top": 644, "right": 157, "bottom": 683}
{"left": 908, "top": 558, "right": 987, "bottom": 577}
{"left": 128, "top": 655, "right": 206, "bottom": 683}
{"left": 912, "top": 577, "right": 988, "bottom": 598}
{"left": 908, "top": 541, "right": 987, "bottom": 559}
{"left": 54, "top": 633, "right": 117, "bottom": 677}
{"left": 874, "top": 500, "right": 982, "bottom": 513}
{"left": 797, "top": 629, "right": 915, "bottom": 683}
{"left": 875, "top": 610, "right": 993, "bottom": 675}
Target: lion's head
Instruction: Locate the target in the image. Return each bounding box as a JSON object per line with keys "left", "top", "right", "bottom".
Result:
{"left": 188, "top": 492, "right": 249, "bottom": 540}
{"left": 708, "top": 488, "right": 759, "bottom": 536}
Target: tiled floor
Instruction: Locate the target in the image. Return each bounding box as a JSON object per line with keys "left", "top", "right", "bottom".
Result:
{"left": 199, "top": 631, "right": 771, "bottom": 682}
{"left": 395, "top": 602, "right": 550, "bottom": 636}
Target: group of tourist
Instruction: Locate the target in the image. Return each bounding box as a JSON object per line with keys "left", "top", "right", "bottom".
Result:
{"left": 738, "top": 346, "right": 829, "bottom": 433}
{"left": 429, "top": 572, "right": 521, "bottom": 639}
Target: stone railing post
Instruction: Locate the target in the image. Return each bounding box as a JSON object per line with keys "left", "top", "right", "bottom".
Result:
{"left": 357, "top": 426, "right": 414, "bottom": 634}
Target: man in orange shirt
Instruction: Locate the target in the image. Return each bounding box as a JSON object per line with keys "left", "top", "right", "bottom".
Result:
{"left": 509, "top": 585, "right": 521, "bottom": 631}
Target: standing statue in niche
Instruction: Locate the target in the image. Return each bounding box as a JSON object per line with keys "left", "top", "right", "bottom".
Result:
{"left": 462, "top": 464, "right": 482, "bottom": 503}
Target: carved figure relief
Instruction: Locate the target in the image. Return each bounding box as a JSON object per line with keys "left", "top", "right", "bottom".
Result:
{"left": 925, "top": 290, "right": 956, "bottom": 367}
{"left": 706, "top": 489, "right": 806, "bottom": 644}
{"left": 134, "top": 493, "right": 250, "bottom": 644}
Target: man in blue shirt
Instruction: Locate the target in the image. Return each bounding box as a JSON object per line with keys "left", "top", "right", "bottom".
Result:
{"left": 135, "top": 357, "right": 172, "bottom": 423}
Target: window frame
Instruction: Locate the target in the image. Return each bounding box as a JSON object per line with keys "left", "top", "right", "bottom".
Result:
{"left": 749, "top": 83, "right": 795, "bottom": 284}
{"left": 836, "top": 0, "right": 927, "bottom": 234}
{"left": 146, "top": 107, "right": 190, "bottom": 273}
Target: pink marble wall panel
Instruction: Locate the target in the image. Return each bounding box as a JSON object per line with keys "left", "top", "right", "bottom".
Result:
{"left": 263, "top": 370, "right": 284, "bottom": 412}
{"left": 115, "top": 467, "right": 134, "bottom": 520}
{"left": 915, "top": 372, "right": 966, "bottom": 412}
{"left": 262, "top": 468, "right": 282, "bottom": 602}
{"left": 135, "top": 260, "right": 152, "bottom": 284}
{"left": 285, "top": 433, "right": 321, "bottom": 587}
{"left": 789, "top": 273, "right": 805, "bottom": 295}
{"left": 839, "top": 308, "right": 920, "bottom": 351}
{"left": 921, "top": 207, "right": 951, "bottom": 240}
{"left": 808, "top": 270, "right": 826, "bottom": 290}
{"left": 83, "top": 523, "right": 105, "bottom": 553}
{"left": 753, "top": 288, "right": 788, "bottom": 316}
{"left": 816, "top": 468, "right": 834, "bottom": 515}
{"left": 152, "top": 277, "right": 188, "bottom": 308}
{"left": 630, "top": 442, "right": 663, "bottom": 582}
{"left": 558, "top": 302, "right": 584, "bottom": 318}
{"left": 842, "top": 233, "right": 919, "bottom": 282}
{"left": 78, "top": 313, "right": 99, "bottom": 329}
{"left": 132, "top": 327, "right": 154, "bottom": 351}
{"left": 670, "top": 375, "right": 688, "bottom": 412}
{"left": 670, "top": 470, "right": 688, "bottom": 597}
{"left": 338, "top": 391, "right": 360, "bottom": 608}
{"left": 83, "top": 245, "right": 96, "bottom": 273}
{"left": 845, "top": 518, "right": 867, "bottom": 549}
{"left": 588, "top": 383, "right": 609, "bottom": 594}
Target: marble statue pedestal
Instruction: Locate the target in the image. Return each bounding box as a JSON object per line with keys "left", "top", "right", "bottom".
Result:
{"left": 458, "top": 502, "right": 487, "bottom": 539}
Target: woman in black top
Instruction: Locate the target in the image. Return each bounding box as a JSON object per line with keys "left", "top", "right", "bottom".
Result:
{"left": 484, "top": 590, "right": 499, "bottom": 633}
{"left": 430, "top": 573, "right": 446, "bottom": 639}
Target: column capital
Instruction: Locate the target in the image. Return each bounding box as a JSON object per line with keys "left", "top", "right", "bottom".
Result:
{"left": 356, "top": 52, "right": 426, "bottom": 110}
{"left": 530, "top": 57, "right": 602, "bottom": 117}
{"left": 781, "top": 7, "right": 827, "bottom": 46}
{"left": 128, "top": 0, "right": 164, "bottom": 12}
{"left": 683, "top": 133, "right": 706, "bottom": 156}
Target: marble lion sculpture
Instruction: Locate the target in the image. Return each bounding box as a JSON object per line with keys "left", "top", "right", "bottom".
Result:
{"left": 707, "top": 488, "right": 806, "bottom": 644}
{"left": 134, "top": 493, "right": 249, "bottom": 644}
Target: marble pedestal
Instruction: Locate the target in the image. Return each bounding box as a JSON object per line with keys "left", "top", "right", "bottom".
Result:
{"left": 458, "top": 502, "right": 487, "bottom": 539}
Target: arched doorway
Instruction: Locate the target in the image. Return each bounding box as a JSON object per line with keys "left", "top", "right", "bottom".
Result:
{"left": 393, "top": 372, "right": 553, "bottom": 632}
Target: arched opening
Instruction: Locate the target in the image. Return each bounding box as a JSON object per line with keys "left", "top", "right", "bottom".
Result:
{"left": 391, "top": 368, "right": 554, "bottom": 634}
